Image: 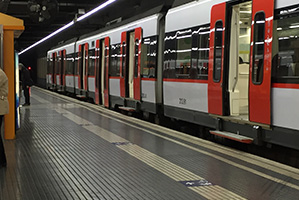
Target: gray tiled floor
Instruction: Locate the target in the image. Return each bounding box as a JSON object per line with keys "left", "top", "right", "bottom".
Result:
{"left": 1, "top": 87, "right": 299, "bottom": 200}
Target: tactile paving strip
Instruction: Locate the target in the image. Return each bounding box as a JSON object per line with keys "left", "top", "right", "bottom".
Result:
{"left": 1, "top": 92, "right": 204, "bottom": 199}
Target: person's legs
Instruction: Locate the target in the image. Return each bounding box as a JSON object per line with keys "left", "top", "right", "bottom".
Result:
{"left": 24, "top": 87, "right": 30, "bottom": 105}
{"left": 0, "top": 115, "right": 7, "bottom": 166}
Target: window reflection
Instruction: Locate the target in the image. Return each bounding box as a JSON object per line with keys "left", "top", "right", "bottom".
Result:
{"left": 213, "top": 21, "right": 223, "bottom": 82}
{"left": 110, "top": 44, "right": 121, "bottom": 77}
{"left": 140, "top": 36, "right": 157, "bottom": 78}
{"left": 252, "top": 12, "right": 265, "bottom": 84}
{"left": 88, "top": 50, "right": 96, "bottom": 76}
{"left": 163, "top": 26, "right": 210, "bottom": 80}
{"left": 272, "top": 15, "right": 299, "bottom": 83}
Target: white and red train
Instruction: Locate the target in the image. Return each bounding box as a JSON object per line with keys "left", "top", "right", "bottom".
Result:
{"left": 46, "top": 0, "right": 299, "bottom": 150}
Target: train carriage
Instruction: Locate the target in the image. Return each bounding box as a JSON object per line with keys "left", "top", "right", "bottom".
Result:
{"left": 45, "top": 0, "right": 299, "bottom": 150}
{"left": 47, "top": 40, "right": 76, "bottom": 93}
{"left": 163, "top": 0, "right": 299, "bottom": 149}
{"left": 68, "top": 13, "right": 163, "bottom": 116}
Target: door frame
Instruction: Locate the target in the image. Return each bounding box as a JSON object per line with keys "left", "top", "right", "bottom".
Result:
{"left": 249, "top": 0, "right": 274, "bottom": 125}
{"left": 133, "top": 27, "right": 142, "bottom": 101}
{"left": 104, "top": 37, "right": 110, "bottom": 108}
{"left": 208, "top": 2, "right": 226, "bottom": 116}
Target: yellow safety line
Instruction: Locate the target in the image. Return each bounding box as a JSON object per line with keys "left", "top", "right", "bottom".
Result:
{"left": 33, "top": 87, "right": 299, "bottom": 186}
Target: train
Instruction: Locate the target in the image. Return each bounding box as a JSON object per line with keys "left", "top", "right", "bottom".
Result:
{"left": 45, "top": 0, "right": 299, "bottom": 151}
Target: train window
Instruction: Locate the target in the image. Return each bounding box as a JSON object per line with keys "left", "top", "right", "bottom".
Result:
{"left": 252, "top": 12, "right": 265, "bottom": 84}
{"left": 191, "top": 26, "right": 210, "bottom": 80}
{"left": 176, "top": 30, "right": 192, "bottom": 79}
{"left": 122, "top": 42, "right": 126, "bottom": 78}
{"left": 88, "top": 50, "right": 96, "bottom": 76}
{"left": 55, "top": 55, "right": 60, "bottom": 76}
{"left": 272, "top": 14, "right": 299, "bottom": 83}
{"left": 134, "top": 39, "right": 139, "bottom": 78}
{"left": 213, "top": 20, "right": 223, "bottom": 82}
{"left": 163, "top": 32, "right": 177, "bottom": 79}
{"left": 110, "top": 44, "right": 121, "bottom": 77}
{"left": 141, "top": 36, "right": 157, "bottom": 78}
{"left": 74, "top": 54, "right": 79, "bottom": 75}
{"left": 65, "top": 54, "right": 74, "bottom": 75}
{"left": 104, "top": 48, "right": 109, "bottom": 90}
{"left": 47, "top": 57, "right": 53, "bottom": 74}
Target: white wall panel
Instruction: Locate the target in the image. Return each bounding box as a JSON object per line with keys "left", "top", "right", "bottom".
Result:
{"left": 65, "top": 76, "right": 75, "bottom": 88}
{"left": 88, "top": 77, "right": 95, "bottom": 92}
{"left": 272, "top": 88, "right": 299, "bottom": 130}
{"left": 166, "top": 0, "right": 226, "bottom": 33}
{"left": 77, "top": 14, "right": 160, "bottom": 49}
{"left": 47, "top": 75, "right": 51, "bottom": 84}
{"left": 75, "top": 77, "right": 79, "bottom": 89}
{"left": 56, "top": 75, "right": 60, "bottom": 85}
{"left": 141, "top": 80, "right": 156, "bottom": 103}
{"left": 109, "top": 79, "right": 120, "bottom": 96}
{"left": 275, "top": 0, "right": 299, "bottom": 9}
{"left": 48, "top": 42, "right": 75, "bottom": 55}
{"left": 164, "top": 81, "right": 208, "bottom": 113}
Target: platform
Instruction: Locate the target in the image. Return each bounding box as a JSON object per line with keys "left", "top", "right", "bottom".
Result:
{"left": 1, "top": 87, "right": 299, "bottom": 199}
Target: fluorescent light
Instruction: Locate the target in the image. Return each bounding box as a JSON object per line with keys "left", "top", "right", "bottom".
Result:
{"left": 240, "top": 11, "right": 251, "bottom": 14}
{"left": 256, "top": 20, "right": 265, "bottom": 24}
{"left": 77, "top": 0, "right": 116, "bottom": 21}
{"left": 290, "top": 25, "right": 299, "bottom": 29}
{"left": 19, "top": 0, "right": 117, "bottom": 55}
{"left": 239, "top": 34, "right": 250, "bottom": 38}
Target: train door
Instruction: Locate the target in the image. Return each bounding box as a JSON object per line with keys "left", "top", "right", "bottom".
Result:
{"left": 95, "top": 40, "right": 100, "bottom": 105}
{"left": 134, "top": 27, "right": 142, "bottom": 101}
{"left": 55, "top": 53, "right": 60, "bottom": 89}
{"left": 249, "top": 0, "right": 274, "bottom": 125}
{"left": 101, "top": 40, "right": 105, "bottom": 105}
{"left": 59, "top": 50, "right": 66, "bottom": 92}
{"left": 96, "top": 37, "right": 110, "bottom": 107}
{"left": 78, "top": 43, "right": 88, "bottom": 96}
{"left": 120, "top": 28, "right": 142, "bottom": 100}
{"left": 128, "top": 31, "right": 135, "bottom": 99}
{"left": 209, "top": 0, "right": 274, "bottom": 125}
{"left": 103, "top": 37, "right": 110, "bottom": 108}
{"left": 53, "top": 52, "right": 57, "bottom": 90}
{"left": 227, "top": 1, "right": 252, "bottom": 120}
{"left": 48, "top": 53, "right": 55, "bottom": 88}
{"left": 120, "top": 32, "right": 127, "bottom": 98}
{"left": 208, "top": 3, "right": 226, "bottom": 116}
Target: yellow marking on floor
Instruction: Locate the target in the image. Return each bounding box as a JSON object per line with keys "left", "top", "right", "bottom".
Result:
{"left": 35, "top": 87, "right": 299, "bottom": 186}
{"left": 55, "top": 107, "right": 246, "bottom": 199}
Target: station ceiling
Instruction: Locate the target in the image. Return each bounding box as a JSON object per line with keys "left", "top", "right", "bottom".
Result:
{"left": 0, "top": 0, "right": 192, "bottom": 58}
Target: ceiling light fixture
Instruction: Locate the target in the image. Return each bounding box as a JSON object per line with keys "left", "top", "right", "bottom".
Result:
{"left": 19, "top": 0, "right": 117, "bottom": 55}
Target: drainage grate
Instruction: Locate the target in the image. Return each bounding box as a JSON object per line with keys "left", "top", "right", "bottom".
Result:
{"left": 179, "top": 180, "right": 213, "bottom": 187}
{"left": 111, "top": 142, "right": 132, "bottom": 146}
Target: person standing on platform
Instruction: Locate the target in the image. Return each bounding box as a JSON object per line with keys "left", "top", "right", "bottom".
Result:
{"left": 0, "top": 68, "right": 9, "bottom": 167}
{"left": 19, "top": 63, "right": 32, "bottom": 106}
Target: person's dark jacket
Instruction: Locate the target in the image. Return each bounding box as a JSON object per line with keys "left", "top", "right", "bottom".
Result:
{"left": 20, "top": 66, "right": 32, "bottom": 89}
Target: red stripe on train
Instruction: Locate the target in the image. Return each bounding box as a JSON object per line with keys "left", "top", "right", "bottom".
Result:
{"left": 163, "top": 78, "right": 208, "bottom": 84}
{"left": 142, "top": 78, "right": 156, "bottom": 81}
{"left": 272, "top": 83, "right": 299, "bottom": 89}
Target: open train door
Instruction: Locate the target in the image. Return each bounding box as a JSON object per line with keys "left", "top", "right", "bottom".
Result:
{"left": 53, "top": 52, "right": 57, "bottom": 90}
{"left": 120, "top": 32, "right": 127, "bottom": 98}
{"left": 51, "top": 52, "right": 56, "bottom": 89}
{"left": 77, "top": 43, "right": 88, "bottom": 96}
{"left": 94, "top": 39, "right": 100, "bottom": 105}
{"left": 133, "top": 27, "right": 142, "bottom": 101}
{"left": 249, "top": 0, "right": 274, "bottom": 125}
{"left": 59, "top": 50, "right": 66, "bottom": 92}
{"left": 208, "top": 3, "right": 226, "bottom": 116}
{"left": 104, "top": 37, "right": 110, "bottom": 108}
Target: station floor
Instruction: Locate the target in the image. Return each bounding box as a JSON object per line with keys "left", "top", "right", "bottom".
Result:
{"left": 1, "top": 87, "right": 299, "bottom": 199}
